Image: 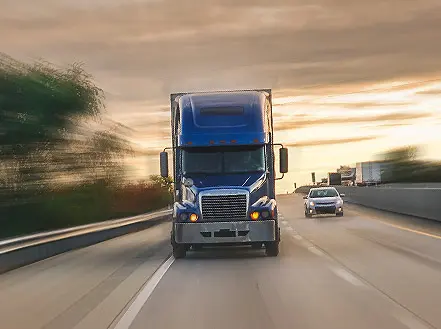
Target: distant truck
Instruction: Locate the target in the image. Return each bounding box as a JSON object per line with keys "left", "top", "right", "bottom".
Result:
{"left": 327, "top": 172, "right": 342, "bottom": 186}
{"left": 355, "top": 161, "right": 383, "bottom": 186}
{"left": 160, "top": 89, "right": 288, "bottom": 258}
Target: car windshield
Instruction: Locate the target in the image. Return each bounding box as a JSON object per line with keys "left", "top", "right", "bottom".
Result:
{"left": 182, "top": 145, "right": 265, "bottom": 175}
{"left": 309, "top": 189, "right": 339, "bottom": 198}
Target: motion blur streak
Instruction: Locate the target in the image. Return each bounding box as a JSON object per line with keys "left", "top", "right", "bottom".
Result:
{"left": 0, "top": 55, "right": 173, "bottom": 239}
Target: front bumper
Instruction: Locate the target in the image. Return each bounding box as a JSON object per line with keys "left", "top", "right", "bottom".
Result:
{"left": 309, "top": 204, "right": 343, "bottom": 215}
{"left": 174, "top": 220, "right": 276, "bottom": 244}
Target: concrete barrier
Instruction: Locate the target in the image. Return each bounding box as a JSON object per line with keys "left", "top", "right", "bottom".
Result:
{"left": 295, "top": 185, "right": 441, "bottom": 222}
{"left": 0, "top": 210, "right": 172, "bottom": 274}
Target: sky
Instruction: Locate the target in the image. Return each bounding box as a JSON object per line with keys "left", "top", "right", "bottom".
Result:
{"left": 2, "top": 0, "right": 441, "bottom": 191}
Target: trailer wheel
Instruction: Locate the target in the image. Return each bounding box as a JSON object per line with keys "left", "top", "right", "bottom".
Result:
{"left": 265, "top": 241, "right": 279, "bottom": 257}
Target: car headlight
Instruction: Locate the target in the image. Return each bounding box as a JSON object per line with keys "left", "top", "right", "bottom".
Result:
{"left": 336, "top": 199, "right": 343, "bottom": 205}
{"left": 309, "top": 201, "right": 315, "bottom": 206}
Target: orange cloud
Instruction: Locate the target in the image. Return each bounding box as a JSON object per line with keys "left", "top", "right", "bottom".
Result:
{"left": 286, "top": 136, "right": 379, "bottom": 147}
{"left": 275, "top": 111, "right": 431, "bottom": 131}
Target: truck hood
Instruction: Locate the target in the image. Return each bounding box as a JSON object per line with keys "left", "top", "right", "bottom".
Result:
{"left": 186, "top": 172, "right": 265, "bottom": 189}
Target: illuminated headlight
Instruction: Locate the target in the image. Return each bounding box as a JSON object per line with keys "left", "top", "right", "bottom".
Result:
{"left": 250, "top": 211, "right": 260, "bottom": 220}
{"left": 309, "top": 201, "right": 315, "bottom": 206}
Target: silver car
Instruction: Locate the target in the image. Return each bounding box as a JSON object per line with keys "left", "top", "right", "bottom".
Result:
{"left": 303, "top": 187, "right": 345, "bottom": 217}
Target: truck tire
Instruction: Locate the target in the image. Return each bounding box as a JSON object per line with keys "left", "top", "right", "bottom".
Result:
{"left": 265, "top": 241, "right": 279, "bottom": 257}
{"left": 171, "top": 230, "right": 186, "bottom": 258}
{"left": 173, "top": 244, "right": 187, "bottom": 259}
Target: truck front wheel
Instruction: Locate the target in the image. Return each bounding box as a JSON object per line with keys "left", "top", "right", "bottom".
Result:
{"left": 265, "top": 241, "right": 279, "bottom": 257}
{"left": 171, "top": 230, "right": 187, "bottom": 259}
{"left": 173, "top": 243, "right": 187, "bottom": 259}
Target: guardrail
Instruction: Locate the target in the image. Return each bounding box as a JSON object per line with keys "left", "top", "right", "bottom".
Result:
{"left": 294, "top": 185, "right": 441, "bottom": 222}
{"left": 0, "top": 208, "right": 172, "bottom": 274}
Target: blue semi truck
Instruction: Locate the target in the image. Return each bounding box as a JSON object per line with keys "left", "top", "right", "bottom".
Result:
{"left": 159, "top": 89, "right": 288, "bottom": 258}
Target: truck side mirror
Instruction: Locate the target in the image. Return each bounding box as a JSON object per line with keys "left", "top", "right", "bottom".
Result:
{"left": 160, "top": 151, "right": 169, "bottom": 178}
{"left": 279, "top": 147, "right": 288, "bottom": 173}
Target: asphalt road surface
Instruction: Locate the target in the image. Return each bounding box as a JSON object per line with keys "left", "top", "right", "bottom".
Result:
{"left": 1, "top": 194, "right": 441, "bottom": 329}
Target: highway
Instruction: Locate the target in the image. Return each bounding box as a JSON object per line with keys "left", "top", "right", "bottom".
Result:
{"left": 1, "top": 195, "right": 441, "bottom": 329}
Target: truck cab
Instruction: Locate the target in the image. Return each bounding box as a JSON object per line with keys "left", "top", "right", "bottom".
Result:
{"left": 159, "top": 89, "right": 288, "bottom": 258}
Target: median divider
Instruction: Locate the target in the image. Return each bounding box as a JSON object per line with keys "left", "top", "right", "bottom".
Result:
{"left": 295, "top": 185, "right": 441, "bottom": 222}
{"left": 0, "top": 209, "right": 172, "bottom": 274}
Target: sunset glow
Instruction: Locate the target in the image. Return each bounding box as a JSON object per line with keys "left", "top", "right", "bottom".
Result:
{"left": 2, "top": 0, "right": 441, "bottom": 192}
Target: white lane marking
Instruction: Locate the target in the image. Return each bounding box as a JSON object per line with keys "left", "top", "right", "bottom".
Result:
{"left": 308, "top": 246, "right": 324, "bottom": 257}
{"left": 329, "top": 266, "right": 365, "bottom": 287}
{"left": 293, "top": 234, "right": 303, "bottom": 241}
{"left": 113, "top": 256, "right": 175, "bottom": 329}
{"left": 393, "top": 312, "right": 431, "bottom": 329}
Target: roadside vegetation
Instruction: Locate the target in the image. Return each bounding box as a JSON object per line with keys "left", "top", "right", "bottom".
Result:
{"left": 0, "top": 54, "right": 172, "bottom": 239}
{"left": 379, "top": 146, "right": 441, "bottom": 183}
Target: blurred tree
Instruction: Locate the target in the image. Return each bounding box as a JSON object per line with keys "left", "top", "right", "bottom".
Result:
{"left": 337, "top": 165, "right": 352, "bottom": 175}
{"left": 0, "top": 53, "right": 174, "bottom": 238}
{"left": 149, "top": 175, "right": 173, "bottom": 193}
{"left": 382, "top": 145, "right": 419, "bottom": 163}
{"left": 0, "top": 53, "right": 105, "bottom": 191}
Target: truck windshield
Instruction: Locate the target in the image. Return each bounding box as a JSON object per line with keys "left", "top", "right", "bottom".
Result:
{"left": 182, "top": 145, "right": 265, "bottom": 175}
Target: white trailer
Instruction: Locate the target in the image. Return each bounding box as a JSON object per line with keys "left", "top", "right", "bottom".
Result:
{"left": 355, "top": 162, "right": 384, "bottom": 186}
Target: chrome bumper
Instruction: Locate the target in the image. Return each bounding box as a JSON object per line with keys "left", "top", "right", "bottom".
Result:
{"left": 174, "top": 220, "right": 276, "bottom": 244}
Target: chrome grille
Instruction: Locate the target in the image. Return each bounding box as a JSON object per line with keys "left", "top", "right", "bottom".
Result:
{"left": 201, "top": 194, "right": 247, "bottom": 221}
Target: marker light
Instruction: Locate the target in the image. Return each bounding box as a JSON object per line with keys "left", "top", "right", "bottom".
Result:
{"left": 250, "top": 211, "right": 259, "bottom": 220}
{"left": 189, "top": 213, "right": 198, "bottom": 222}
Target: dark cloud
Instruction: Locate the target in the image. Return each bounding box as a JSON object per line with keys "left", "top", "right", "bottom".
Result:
{"left": 286, "top": 135, "right": 380, "bottom": 147}
{"left": 1, "top": 0, "right": 441, "bottom": 106}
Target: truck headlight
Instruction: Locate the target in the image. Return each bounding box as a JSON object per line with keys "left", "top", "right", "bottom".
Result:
{"left": 261, "top": 210, "right": 270, "bottom": 219}
{"left": 179, "top": 213, "right": 188, "bottom": 221}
